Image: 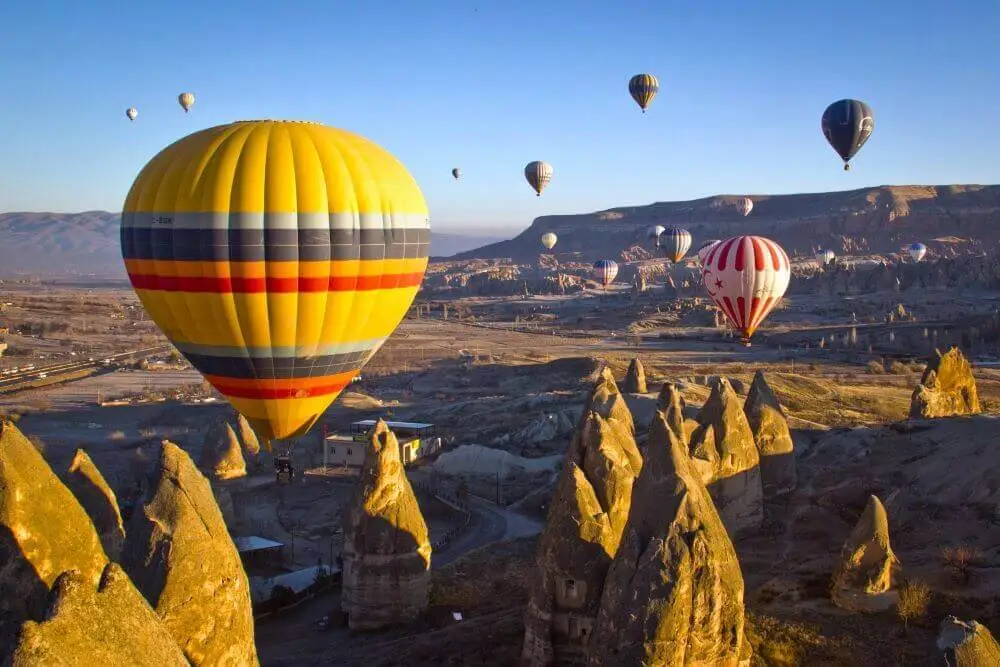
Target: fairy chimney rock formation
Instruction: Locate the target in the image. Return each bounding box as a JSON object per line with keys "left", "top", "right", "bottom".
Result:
{"left": 937, "top": 616, "right": 1000, "bottom": 666}
{"left": 585, "top": 367, "right": 637, "bottom": 440}
{"left": 590, "top": 411, "right": 752, "bottom": 667}
{"left": 743, "top": 371, "right": 797, "bottom": 499}
{"left": 342, "top": 420, "right": 432, "bottom": 631}
{"left": 655, "top": 381, "right": 687, "bottom": 445}
{"left": 199, "top": 420, "right": 247, "bottom": 481}
{"left": 910, "top": 347, "right": 981, "bottom": 418}
{"left": 831, "top": 494, "right": 902, "bottom": 612}
{"left": 9, "top": 564, "right": 189, "bottom": 666}
{"left": 0, "top": 420, "right": 109, "bottom": 648}
{"left": 522, "top": 382, "right": 641, "bottom": 666}
{"left": 65, "top": 449, "right": 127, "bottom": 561}
{"left": 236, "top": 414, "right": 261, "bottom": 457}
{"left": 623, "top": 358, "right": 647, "bottom": 394}
{"left": 122, "top": 440, "right": 258, "bottom": 666}
{"left": 691, "top": 378, "right": 763, "bottom": 537}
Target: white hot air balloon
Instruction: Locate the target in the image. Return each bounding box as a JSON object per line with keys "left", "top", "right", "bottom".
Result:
{"left": 126, "top": 107, "right": 138, "bottom": 122}
{"left": 524, "top": 161, "right": 553, "bottom": 196}
{"left": 908, "top": 242, "right": 927, "bottom": 262}
{"left": 737, "top": 197, "right": 753, "bottom": 217}
{"left": 178, "top": 92, "right": 195, "bottom": 112}
{"left": 816, "top": 249, "right": 836, "bottom": 266}
{"left": 541, "top": 232, "right": 558, "bottom": 250}
{"left": 700, "top": 235, "right": 791, "bottom": 346}
{"left": 647, "top": 225, "right": 666, "bottom": 242}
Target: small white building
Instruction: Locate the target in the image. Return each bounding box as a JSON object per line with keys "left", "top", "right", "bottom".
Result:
{"left": 324, "top": 420, "right": 441, "bottom": 468}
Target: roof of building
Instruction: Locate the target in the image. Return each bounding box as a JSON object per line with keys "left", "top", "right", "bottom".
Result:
{"left": 234, "top": 535, "right": 285, "bottom": 553}
{"left": 350, "top": 419, "right": 434, "bottom": 430}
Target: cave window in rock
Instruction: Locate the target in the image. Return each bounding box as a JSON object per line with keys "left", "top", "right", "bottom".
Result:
{"left": 565, "top": 579, "right": 576, "bottom": 600}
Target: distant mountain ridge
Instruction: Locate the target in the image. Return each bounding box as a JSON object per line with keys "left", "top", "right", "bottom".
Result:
{"left": 0, "top": 211, "right": 505, "bottom": 276}
{"left": 453, "top": 184, "right": 1000, "bottom": 262}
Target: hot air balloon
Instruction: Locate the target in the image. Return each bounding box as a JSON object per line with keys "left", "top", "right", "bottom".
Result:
{"left": 120, "top": 120, "right": 429, "bottom": 442}
{"left": 541, "top": 232, "right": 558, "bottom": 250}
{"left": 647, "top": 225, "right": 666, "bottom": 242}
{"left": 524, "top": 161, "right": 552, "bottom": 196}
{"left": 816, "top": 249, "right": 836, "bottom": 266}
{"left": 908, "top": 242, "right": 927, "bottom": 262}
{"left": 821, "top": 99, "right": 874, "bottom": 171}
{"left": 737, "top": 197, "right": 753, "bottom": 217}
{"left": 452, "top": 168, "right": 461, "bottom": 180}
{"left": 628, "top": 73, "right": 659, "bottom": 113}
{"left": 696, "top": 239, "right": 721, "bottom": 265}
{"left": 593, "top": 259, "right": 618, "bottom": 286}
{"left": 658, "top": 227, "right": 692, "bottom": 263}
{"left": 126, "top": 107, "right": 138, "bottom": 122}
{"left": 700, "top": 235, "right": 791, "bottom": 346}
{"left": 178, "top": 92, "right": 195, "bottom": 113}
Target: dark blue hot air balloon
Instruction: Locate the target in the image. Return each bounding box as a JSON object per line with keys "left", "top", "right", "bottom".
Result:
{"left": 821, "top": 99, "right": 874, "bottom": 171}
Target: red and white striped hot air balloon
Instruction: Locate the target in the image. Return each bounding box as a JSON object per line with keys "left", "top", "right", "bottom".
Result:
{"left": 700, "top": 235, "right": 790, "bottom": 346}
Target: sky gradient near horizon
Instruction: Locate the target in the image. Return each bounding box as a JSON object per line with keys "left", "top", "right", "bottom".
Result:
{"left": 0, "top": 0, "right": 998, "bottom": 231}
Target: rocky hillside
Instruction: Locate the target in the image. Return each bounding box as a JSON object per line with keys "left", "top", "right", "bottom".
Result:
{"left": 454, "top": 184, "right": 1000, "bottom": 262}
{"left": 0, "top": 211, "right": 503, "bottom": 276}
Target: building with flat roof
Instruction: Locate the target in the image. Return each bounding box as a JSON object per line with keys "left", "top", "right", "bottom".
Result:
{"left": 323, "top": 420, "right": 441, "bottom": 468}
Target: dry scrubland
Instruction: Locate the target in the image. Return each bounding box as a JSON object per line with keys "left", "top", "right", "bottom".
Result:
{"left": 3, "top": 270, "right": 1000, "bottom": 664}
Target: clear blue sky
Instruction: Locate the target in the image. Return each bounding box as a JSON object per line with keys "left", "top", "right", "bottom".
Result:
{"left": 0, "top": 0, "right": 997, "bottom": 231}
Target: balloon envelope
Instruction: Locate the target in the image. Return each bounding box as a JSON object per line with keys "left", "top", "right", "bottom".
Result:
{"left": 593, "top": 259, "right": 618, "bottom": 286}
{"left": 628, "top": 73, "right": 659, "bottom": 112}
{"left": 821, "top": 99, "right": 874, "bottom": 169}
{"left": 541, "top": 232, "right": 557, "bottom": 250}
{"left": 908, "top": 242, "right": 927, "bottom": 262}
{"left": 647, "top": 225, "right": 666, "bottom": 242}
{"left": 658, "top": 227, "right": 692, "bottom": 263}
{"left": 452, "top": 168, "right": 460, "bottom": 180}
{"left": 126, "top": 108, "right": 138, "bottom": 122}
{"left": 700, "top": 235, "right": 790, "bottom": 343}
{"left": 524, "top": 161, "right": 552, "bottom": 196}
{"left": 178, "top": 92, "right": 195, "bottom": 112}
{"left": 816, "top": 249, "right": 836, "bottom": 266}
{"left": 696, "top": 239, "right": 721, "bottom": 264}
{"left": 737, "top": 197, "right": 753, "bottom": 217}
{"left": 120, "top": 120, "right": 429, "bottom": 441}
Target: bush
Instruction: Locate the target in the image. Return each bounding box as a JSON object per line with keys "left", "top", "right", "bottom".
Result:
{"left": 941, "top": 545, "right": 983, "bottom": 584}
{"left": 896, "top": 579, "right": 931, "bottom": 627}
{"left": 888, "top": 361, "right": 910, "bottom": 375}
{"left": 866, "top": 360, "right": 885, "bottom": 374}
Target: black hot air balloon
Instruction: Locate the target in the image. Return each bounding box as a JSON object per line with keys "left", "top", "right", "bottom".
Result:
{"left": 821, "top": 99, "right": 874, "bottom": 171}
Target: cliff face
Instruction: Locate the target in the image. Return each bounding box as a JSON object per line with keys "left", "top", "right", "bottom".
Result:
{"left": 452, "top": 185, "right": 1000, "bottom": 262}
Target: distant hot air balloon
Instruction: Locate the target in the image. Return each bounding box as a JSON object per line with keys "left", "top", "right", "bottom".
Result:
{"left": 737, "top": 197, "right": 753, "bottom": 217}
{"left": 908, "top": 242, "right": 927, "bottom": 262}
{"left": 647, "top": 225, "right": 666, "bottom": 243}
{"left": 178, "top": 92, "right": 195, "bottom": 113}
{"left": 593, "top": 259, "right": 618, "bottom": 286}
{"left": 524, "top": 161, "right": 552, "bottom": 196}
{"left": 658, "top": 227, "right": 692, "bottom": 263}
{"left": 452, "top": 168, "right": 461, "bottom": 180}
{"left": 700, "top": 235, "right": 791, "bottom": 346}
{"left": 821, "top": 99, "right": 874, "bottom": 171}
{"left": 816, "top": 249, "right": 836, "bottom": 266}
{"left": 628, "top": 73, "right": 659, "bottom": 113}
{"left": 126, "top": 107, "right": 138, "bottom": 122}
{"left": 120, "top": 120, "right": 429, "bottom": 442}
{"left": 696, "top": 239, "right": 721, "bottom": 265}
{"left": 541, "top": 232, "right": 558, "bottom": 250}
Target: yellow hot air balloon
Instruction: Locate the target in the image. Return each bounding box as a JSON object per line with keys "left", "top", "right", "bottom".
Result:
{"left": 178, "top": 92, "right": 195, "bottom": 112}
{"left": 541, "top": 232, "right": 557, "bottom": 250}
{"left": 120, "top": 120, "right": 430, "bottom": 442}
